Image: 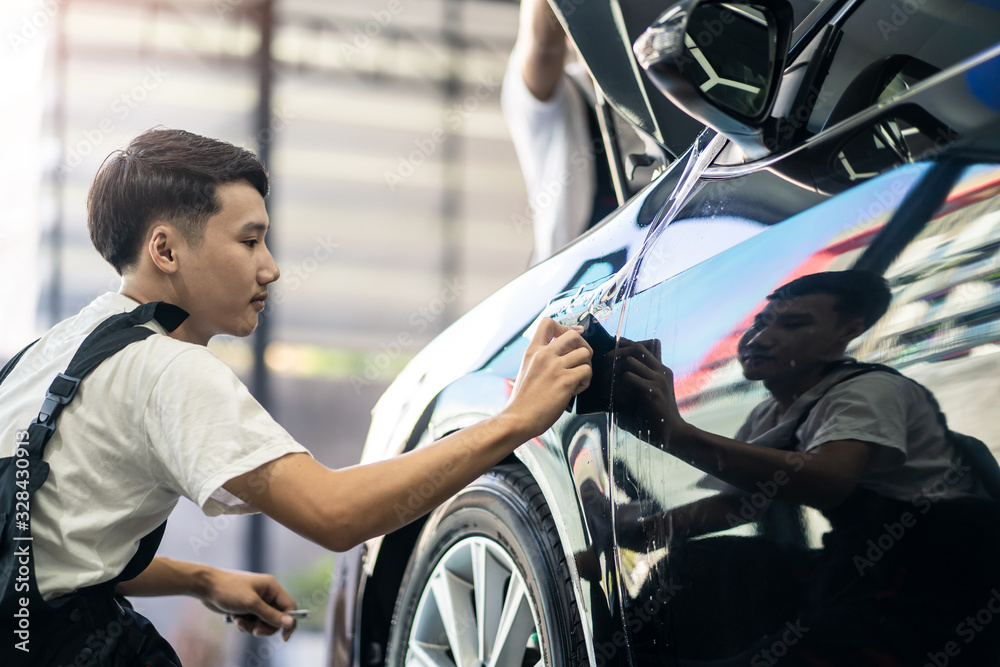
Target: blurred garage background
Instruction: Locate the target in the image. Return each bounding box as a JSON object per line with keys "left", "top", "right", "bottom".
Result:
{"left": 0, "top": 0, "right": 529, "bottom": 663}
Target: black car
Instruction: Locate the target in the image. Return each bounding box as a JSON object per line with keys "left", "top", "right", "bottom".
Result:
{"left": 327, "top": 0, "right": 1000, "bottom": 664}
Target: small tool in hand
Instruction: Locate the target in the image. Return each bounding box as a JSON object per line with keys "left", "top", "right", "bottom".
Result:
{"left": 225, "top": 608, "right": 311, "bottom": 624}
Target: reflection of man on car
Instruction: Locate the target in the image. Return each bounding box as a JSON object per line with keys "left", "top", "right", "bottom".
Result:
{"left": 612, "top": 270, "right": 1000, "bottom": 665}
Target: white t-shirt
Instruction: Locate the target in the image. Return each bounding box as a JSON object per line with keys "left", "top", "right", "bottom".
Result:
{"left": 0, "top": 293, "right": 309, "bottom": 599}
{"left": 501, "top": 49, "right": 597, "bottom": 266}
{"left": 735, "top": 364, "right": 987, "bottom": 503}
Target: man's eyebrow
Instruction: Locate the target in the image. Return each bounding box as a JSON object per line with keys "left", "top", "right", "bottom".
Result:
{"left": 753, "top": 310, "right": 813, "bottom": 325}
{"left": 241, "top": 221, "right": 269, "bottom": 234}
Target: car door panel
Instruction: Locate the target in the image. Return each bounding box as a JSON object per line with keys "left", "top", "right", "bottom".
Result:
{"left": 607, "top": 162, "right": 930, "bottom": 663}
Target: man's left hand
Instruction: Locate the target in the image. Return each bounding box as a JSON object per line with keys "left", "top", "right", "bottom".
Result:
{"left": 201, "top": 569, "right": 298, "bottom": 641}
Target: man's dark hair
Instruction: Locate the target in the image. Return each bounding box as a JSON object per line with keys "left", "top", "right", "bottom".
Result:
{"left": 87, "top": 128, "right": 269, "bottom": 275}
{"left": 767, "top": 270, "right": 892, "bottom": 330}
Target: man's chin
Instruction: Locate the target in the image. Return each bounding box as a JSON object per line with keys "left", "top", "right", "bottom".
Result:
{"left": 740, "top": 362, "right": 771, "bottom": 382}
{"left": 231, "top": 313, "right": 260, "bottom": 338}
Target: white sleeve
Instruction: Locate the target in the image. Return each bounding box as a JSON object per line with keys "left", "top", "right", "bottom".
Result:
{"left": 143, "top": 348, "right": 311, "bottom": 516}
{"left": 500, "top": 48, "right": 572, "bottom": 188}
{"left": 800, "top": 374, "right": 909, "bottom": 472}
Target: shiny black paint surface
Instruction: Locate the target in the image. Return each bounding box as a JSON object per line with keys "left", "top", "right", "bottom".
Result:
{"left": 327, "top": 4, "right": 1000, "bottom": 665}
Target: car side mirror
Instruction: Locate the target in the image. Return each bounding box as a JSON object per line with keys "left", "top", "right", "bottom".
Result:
{"left": 633, "top": 0, "right": 793, "bottom": 156}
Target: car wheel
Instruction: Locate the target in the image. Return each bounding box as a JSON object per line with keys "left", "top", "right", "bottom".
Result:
{"left": 386, "top": 464, "right": 586, "bottom": 667}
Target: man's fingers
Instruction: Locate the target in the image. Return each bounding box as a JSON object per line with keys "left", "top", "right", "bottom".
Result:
{"left": 545, "top": 328, "right": 593, "bottom": 358}
{"left": 530, "top": 317, "right": 565, "bottom": 347}
{"left": 530, "top": 318, "right": 586, "bottom": 349}
{"left": 620, "top": 355, "right": 663, "bottom": 382}
{"left": 560, "top": 344, "right": 594, "bottom": 368}
{"left": 568, "top": 365, "right": 592, "bottom": 395}
{"left": 261, "top": 577, "right": 298, "bottom": 617}
{"left": 247, "top": 595, "right": 296, "bottom": 636}
{"left": 620, "top": 370, "right": 660, "bottom": 394}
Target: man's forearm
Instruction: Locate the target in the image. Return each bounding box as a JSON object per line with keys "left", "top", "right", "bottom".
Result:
{"left": 317, "top": 412, "right": 533, "bottom": 548}
{"left": 667, "top": 424, "right": 872, "bottom": 510}
{"left": 246, "top": 411, "right": 537, "bottom": 553}
{"left": 115, "top": 556, "right": 211, "bottom": 598}
{"left": 517, "top": 0, "right": 567, "bottom": 101}
{"left": 227, "top": 318, "right": 592, "bottom": 553}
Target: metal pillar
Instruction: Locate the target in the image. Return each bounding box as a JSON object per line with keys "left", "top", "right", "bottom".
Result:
{"left": 49, "top": 0, "right": 69, "bottom": 326}
{"left": 246, "top": 1, "right": 275, "bottom": 665}
{"left": 440, "top": 0, "right": 464, "bottom": 330}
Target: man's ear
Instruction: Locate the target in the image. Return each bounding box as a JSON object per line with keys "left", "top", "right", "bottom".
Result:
{"left": 837, "top": 316, "right": 867, "bottom": 346}
{"left": 147, "top": 224, "right": 182, "bottom": 275}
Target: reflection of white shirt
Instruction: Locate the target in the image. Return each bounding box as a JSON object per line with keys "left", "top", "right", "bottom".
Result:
{"left": 736, "top": 366, "right": 988, "bottom": 503}
{"left": 0, "top": 293, "right": 309, "bottom": 599}
{"left": 501, "top": 50, "right": 596, "bottom": 266}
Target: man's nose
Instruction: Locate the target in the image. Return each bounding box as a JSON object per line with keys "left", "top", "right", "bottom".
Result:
{"left": 742, "top": 325, "right": 770, "bottom": 348}
{"left": 260, "top": 246, "right": 280, "bottom": 284}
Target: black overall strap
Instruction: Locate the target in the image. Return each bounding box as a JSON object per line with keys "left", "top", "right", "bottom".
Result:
{"left": 23, "top": 301, "right": 187, "bottom": 461}
{"left": 25, "top": 302, "right": 187, "bottom": 580}
{"left": 0, "top": 340, "right": 38, "bottom": 388}
{"left": 778, "top": 361, "right": 883, "bottom": 452}
{"left": 780, "top": 360, "right": 1000, "bottom": 503}
{"left": 1, "top": 301, "right": 188, "bottom": 666}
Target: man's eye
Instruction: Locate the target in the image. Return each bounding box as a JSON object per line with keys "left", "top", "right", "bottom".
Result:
{"left": 243, "top": 240, "right": 258, "bottom": 249}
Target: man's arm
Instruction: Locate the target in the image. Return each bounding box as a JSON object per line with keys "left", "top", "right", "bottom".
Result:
{"left": 224, "top": 318, "right": 592, "bottom": 552}
{"left": 616, "top": 340, "right": 875, "bottom": 510}
{"left": 515, "top": 0, "right": 568, "bottom": 101}
{"left": 115, "top": 557, "right": 298, "bottom": 639}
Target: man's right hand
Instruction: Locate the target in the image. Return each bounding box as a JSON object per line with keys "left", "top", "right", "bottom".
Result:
{"left": 504, "top": 318, "right": 593, "bottom": 439}
{"left": 225, "top": 318, "right": 591, "bottom": 554}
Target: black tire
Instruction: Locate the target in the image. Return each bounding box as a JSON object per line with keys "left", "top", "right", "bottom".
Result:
{"left": 386, "top": 464, "right": 587, "bottom": 667}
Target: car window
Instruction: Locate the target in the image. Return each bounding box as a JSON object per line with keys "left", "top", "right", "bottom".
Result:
{"left": 599, "top": 162, "right": 931, "bottom": 662}
{"left": 808, "top": 0, "right": 1000, "bottom": 132}
{"left": 632, "top": 162, "right": 860, "bottom": 293}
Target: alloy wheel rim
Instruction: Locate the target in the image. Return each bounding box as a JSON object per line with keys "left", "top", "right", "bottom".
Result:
{"left": 405, "top": 536, "right": 544, "bottom": 667}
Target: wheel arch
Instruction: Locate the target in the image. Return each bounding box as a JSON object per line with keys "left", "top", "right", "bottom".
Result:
{"left": 357, "top": 373, "right": 600, "bottom": 665}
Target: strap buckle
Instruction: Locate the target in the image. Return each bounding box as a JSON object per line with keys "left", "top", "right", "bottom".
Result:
{"left": 35, "top": 372, "right": 82, "bottom": 427}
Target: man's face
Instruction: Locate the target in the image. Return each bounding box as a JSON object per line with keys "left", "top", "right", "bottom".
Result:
{"left": 738, "top": 293, "right": 860, "bottom": 382}
{"left": 177, "top": 181, "right": 278, "bottom": 344}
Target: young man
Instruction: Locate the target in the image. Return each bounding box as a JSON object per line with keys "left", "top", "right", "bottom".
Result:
{"left": 502, "top": 0, "right": 617, "bottom": 266}
{"left": 0, "top": 128, "right": 592, "bottom": 665}
{"left": 615, "top": 270, "right": 1000, "bottom": 664}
